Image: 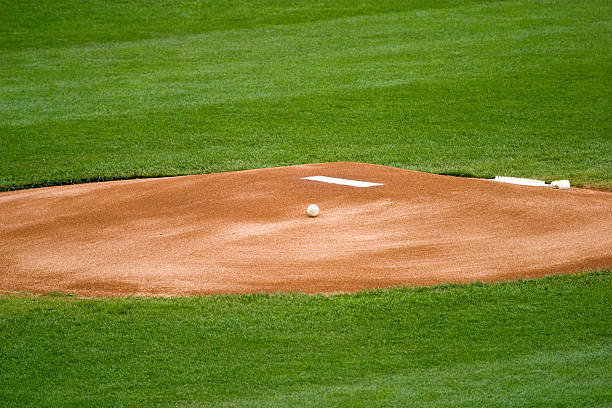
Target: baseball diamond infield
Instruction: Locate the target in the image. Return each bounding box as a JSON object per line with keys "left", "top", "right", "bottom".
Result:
{"left": 1, "top": 162, "right": 611, "bottom": 297}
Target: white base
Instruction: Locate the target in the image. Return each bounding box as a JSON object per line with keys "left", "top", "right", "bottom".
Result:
{"left": 494, "top": 176, "right": 547, "bottom": 186}
{"left": 494, "top": 176, "right": 570, "bottom": 190}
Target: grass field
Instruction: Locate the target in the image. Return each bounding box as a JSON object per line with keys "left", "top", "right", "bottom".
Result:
{"left": 1, "top": 0, "right": 611, "bottom": 406}
{"left": 1, "top": 0, "right": 611, "bottom": 190}
{"left": 1, "top": 272, "right": 611, "bottom": 407}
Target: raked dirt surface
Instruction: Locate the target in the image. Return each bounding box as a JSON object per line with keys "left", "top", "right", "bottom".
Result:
{"left": 1, "top": 162, "right": 610, "bottom": 296}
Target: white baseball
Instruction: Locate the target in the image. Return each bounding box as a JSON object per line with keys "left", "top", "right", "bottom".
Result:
{"left": 306, "top": 204, "right": 319, "bottom": 217}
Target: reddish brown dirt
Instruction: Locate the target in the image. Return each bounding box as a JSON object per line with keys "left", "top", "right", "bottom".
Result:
{"left": 1, "top": 162, "right": 611, "bottom": 297}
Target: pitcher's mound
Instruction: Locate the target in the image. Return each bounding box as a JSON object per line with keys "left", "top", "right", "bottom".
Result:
{"left": 1, "top": 162, "right": 611, "bottom": 297}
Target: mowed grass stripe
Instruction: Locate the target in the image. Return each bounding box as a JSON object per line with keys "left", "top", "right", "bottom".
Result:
{"left": 0, "top": 0, "right": 478, "bottom": 52}
{"left": 2, "top": 0, "right": 611, "bottom": 190}
{"left": 2, "top": 2, "right": 609, "bottom": 124}
{"left": 220, "top": 347, "right": 611, "bottom": 407}
{"left": 1, "top": 271, "right": 610, "bottom": 406}
{"left": 2, "top": 81, "right": 609, "bottom": 189}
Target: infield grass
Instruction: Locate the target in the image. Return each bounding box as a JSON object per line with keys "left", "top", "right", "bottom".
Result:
{"left": 1, "top": 0, "right": 611, "bottom": 190}
{"left": 1, "top": 271, "right": 611, "bottom": 407}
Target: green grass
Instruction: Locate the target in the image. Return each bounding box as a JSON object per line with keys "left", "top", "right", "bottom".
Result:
{"left": 1, "top": 0, "right": 611, "bottom": 190}
{"left": 1, "top": 271, "right": 611, "bottom": 407}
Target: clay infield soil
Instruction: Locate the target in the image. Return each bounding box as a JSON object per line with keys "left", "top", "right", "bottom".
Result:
{"left": 1, "top": 162, "right": 611, "bottom": 297}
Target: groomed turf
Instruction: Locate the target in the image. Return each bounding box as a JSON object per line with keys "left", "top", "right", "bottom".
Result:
{"left": 1, "top": 271, "right": 611, "bottom": 407}
{"left": 1, "top": 0, "right": 611, "bottom": 190}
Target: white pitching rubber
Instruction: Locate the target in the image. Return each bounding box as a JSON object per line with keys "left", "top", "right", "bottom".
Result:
{"left": 301, "top": 176, "right": 383, "bottom": 188}
{"left": 550, "top": 180, "right": 571, "bottom": 190}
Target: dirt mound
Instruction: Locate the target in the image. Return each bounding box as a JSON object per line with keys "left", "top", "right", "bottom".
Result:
{"left": 1, "top": 162, "right": 610, "bottom": 297}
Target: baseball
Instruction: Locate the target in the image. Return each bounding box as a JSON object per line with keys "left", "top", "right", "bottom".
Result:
{"left": 306, "top": 204, "right": 319, "bottom": 217}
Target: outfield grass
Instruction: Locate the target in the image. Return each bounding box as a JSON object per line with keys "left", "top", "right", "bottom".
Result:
{"left": 1, "top": 0, "right": 611, "bottom": 190}
{"left": 1, "top": 271, "right": 611, "bottom": 407}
